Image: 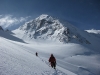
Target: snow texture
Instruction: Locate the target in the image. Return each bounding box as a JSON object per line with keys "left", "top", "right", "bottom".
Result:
{"left": 0, "top": 14, "right": 100, "bottom": 75}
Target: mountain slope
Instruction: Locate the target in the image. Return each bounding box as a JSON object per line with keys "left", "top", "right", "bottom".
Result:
{"left": 13, "top": 14, "right": 100, "bottom": 53}
{"left": 0, "top": 27, "right": 100, "bottom": 75}
{"left": 0, "top": 34, "right": 75, "bottom": 75}
{"left": 13, "top": 14, "right": 90, "bottom": 44}
{"left": 0, "top": 31, "right": 100, "bottom": 75}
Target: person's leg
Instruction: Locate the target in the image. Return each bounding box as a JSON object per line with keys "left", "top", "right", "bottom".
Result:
{"left": 51, "top": 62, "right": 53, "bottom": 68}
{"left": 53, "top": 62, "right": 56, "bottom": 69}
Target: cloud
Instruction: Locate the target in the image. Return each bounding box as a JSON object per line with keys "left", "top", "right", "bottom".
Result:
{"left": 0, "top": 15, "right": 30, "bottom": 29}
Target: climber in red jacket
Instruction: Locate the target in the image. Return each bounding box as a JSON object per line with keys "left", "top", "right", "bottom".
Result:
{"left": 49, "top": 54, "right": 56, "bottom": 69}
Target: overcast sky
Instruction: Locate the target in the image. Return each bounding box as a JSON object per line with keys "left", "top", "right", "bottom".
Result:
{"left": 0, "top": 0, "right": 100, "bottom": 30}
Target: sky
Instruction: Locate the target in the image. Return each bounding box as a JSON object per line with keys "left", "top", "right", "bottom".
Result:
{"left": 0, "top": 0, "right": 100, "bottom": 30}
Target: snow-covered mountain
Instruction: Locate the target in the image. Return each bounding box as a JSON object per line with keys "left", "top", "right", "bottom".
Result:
{"left": 13, "top": 14, "right": 90, "bottom": 44}
{"left": 86, "top": 29, "right": 100, "bottom": 34}
{"left": 0, "top": 14, "right": 100, "bottom": 75}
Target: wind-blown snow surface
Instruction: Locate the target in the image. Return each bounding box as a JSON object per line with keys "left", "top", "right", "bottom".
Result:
{"left": 0, "top": 31, "right": 76, "bottom": 75}
{"left": 0, "top": 30, "right": 100, "bottom": 75}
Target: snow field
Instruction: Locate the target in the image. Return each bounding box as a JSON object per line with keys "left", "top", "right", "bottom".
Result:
{"left": 0, "top": 37, "right": 76, "bottom": 75}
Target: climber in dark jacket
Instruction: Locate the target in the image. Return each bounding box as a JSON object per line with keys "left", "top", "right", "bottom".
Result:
{"left": 49, "top": 54, "right": 56, "bottom": 69}
{"left": 36, "top": 52, "right": 38, "bottom": 56}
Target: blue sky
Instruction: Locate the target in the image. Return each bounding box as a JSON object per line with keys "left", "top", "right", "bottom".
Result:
{"left": 0, "top": 0, "right": 100, "bottom": 30}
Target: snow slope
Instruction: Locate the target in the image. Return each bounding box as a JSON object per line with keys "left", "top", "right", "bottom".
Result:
{"left": 0, "top": 31, "right": 76, "bottom": 75}
{"left": 0, "top": 29, "right": 100, "bottom": 75}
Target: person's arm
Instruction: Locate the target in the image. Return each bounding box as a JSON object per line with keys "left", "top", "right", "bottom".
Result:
{"left": 49, "top": 57, "right": 51, "bottom": 62}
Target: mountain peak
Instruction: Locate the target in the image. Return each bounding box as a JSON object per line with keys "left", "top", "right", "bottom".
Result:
{"left": 39, "top": 14, "right": 49, "bottom": 18}
{"left": 36, "top": 14, "right": 49, "bottom": 20}
{"left": 35, "top": 14, "right": 55, "bottom": 23}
